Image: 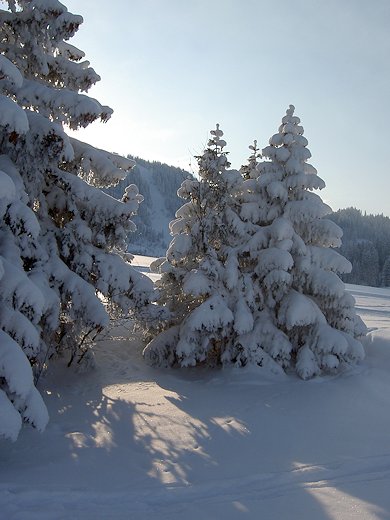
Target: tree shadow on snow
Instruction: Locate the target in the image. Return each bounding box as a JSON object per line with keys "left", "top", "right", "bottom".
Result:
{"left": 146, "top": 356, "right": 390, "bottom": 520}
{"left": 2, "top": 331, "right": 390, "bottom": 519}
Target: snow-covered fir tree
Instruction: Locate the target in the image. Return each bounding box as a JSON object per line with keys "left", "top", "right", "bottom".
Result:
{"left": 145, "top": 111, "right": 366, "bottom": 379}
{"left": 144, "top": 125, "right": 257, "bottom": 368}
{"left": 239, "top": 105, "right": 366, "bottom": 379}
{"left": 0, "top": 0, "right": 154, "bottom": 440}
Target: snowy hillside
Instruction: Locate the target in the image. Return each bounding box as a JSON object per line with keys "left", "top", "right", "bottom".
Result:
{"left": 105, "top": 157, "right": 193, "bottom": 257}
{"left": 1, "top": 255, "right": 390, "bottom": 519}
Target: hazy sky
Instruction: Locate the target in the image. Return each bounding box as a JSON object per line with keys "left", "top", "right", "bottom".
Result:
{"left": 65, "top": 0, "right": 390, "bottom": 216}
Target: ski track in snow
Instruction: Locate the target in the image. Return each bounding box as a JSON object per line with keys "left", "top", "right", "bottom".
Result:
{"left": 1, "top": 259, "right": 390, "bottom": 519}
{"left": 1, "top": 456, "right": 390, "bottom": 519}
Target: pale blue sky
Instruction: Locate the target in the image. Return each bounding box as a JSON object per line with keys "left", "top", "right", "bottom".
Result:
{"left": 66, "top": 0, "right": 390, "bottom": 216}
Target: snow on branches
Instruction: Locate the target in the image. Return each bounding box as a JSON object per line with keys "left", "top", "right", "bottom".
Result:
{"left": 145, "top": 108, "right": 366, "bottom": 380}
{"left": 144, "top": 125, "right": 255, "bottom": 368}
{"left": 0, "top": 0, "right": 153, "bottom": 440}
{"left": 0, "top": 0, "right": 367, "bottom": 439}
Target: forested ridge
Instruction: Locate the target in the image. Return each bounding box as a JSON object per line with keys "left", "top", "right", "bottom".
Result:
{"left": 329, "top": 208, "right": 390, "bottom": 287}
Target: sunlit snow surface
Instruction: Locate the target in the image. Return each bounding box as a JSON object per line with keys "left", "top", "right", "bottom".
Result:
{"left": 1, "top": 256, "right": 390, "bottom": 519}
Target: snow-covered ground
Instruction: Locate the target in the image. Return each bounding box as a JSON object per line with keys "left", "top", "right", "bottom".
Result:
{"left": 1, "top": 256, "right": 390, "bottom": 520}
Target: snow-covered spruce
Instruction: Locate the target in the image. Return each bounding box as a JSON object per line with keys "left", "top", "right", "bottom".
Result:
{"left": 238, "top": 105, "right": 366, "bottom": 379}
{"left": 144, "top": 126, "right": 261, "bottom": 368}
{"left": 145, "top": 110, "right": 366, "bottom": 379}
{"left": 0, "top": 1, "right": 154, "bottom": 440}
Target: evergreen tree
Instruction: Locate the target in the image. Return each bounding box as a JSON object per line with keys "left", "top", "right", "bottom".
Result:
{"left": 0, "top": 0, "right": 154, "bottom": 440}
{"left": 241, "top": 105, "right": 366, "bottom": 379}
{"left": 144, "top": 125, "right": 254, "bottom": 368}
{"left": 146, "top": 108, "right": 366, "bottom": 380}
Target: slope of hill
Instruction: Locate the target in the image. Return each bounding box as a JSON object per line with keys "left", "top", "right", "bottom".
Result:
{"left": 106, "top": 157, "right": 193, "bottom": 257}
{"left": 1, "top": 256, "right": 390, "bottom": 519}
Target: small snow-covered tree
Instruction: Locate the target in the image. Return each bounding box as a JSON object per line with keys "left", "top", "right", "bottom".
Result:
{"left": 240, "top": 105, "right": 366, "bottom": 379}
{"left": 0, "top": 1, "right": 154, "bottom": 439}
{"left": 144, "top": 125, "right": 257, "bottom": 367}
{"left": 240, "top": 139, "right": 261, "bottom": 180}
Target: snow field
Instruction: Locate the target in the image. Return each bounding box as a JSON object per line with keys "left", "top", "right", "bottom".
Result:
{"left": 1, "top": 256, "right": 390, "bottom": 519}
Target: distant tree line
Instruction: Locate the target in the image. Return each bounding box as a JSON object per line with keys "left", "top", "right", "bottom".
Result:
{"left": 329, "top": 208, "right": 390, "bottom": 287}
